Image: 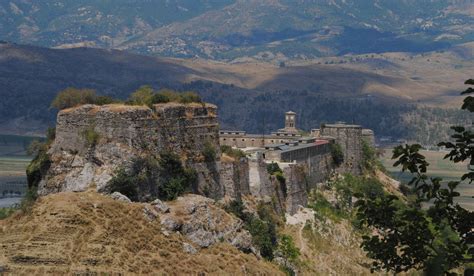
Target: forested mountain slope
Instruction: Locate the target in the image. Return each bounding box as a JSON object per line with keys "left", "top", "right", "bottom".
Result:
{"left": 0, "top": 42, "right": 471, "bottom": 144}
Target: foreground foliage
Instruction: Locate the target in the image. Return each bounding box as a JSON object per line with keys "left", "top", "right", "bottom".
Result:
{"left": 356, "top": 80, "right": 474, "bottom": 274}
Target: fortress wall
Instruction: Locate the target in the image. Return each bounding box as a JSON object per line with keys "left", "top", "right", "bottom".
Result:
{"left": 219, "top": 158, "right": 250, "bottom": 199}
{"left": 280, "top": 143, "right": 334, "bottom": 187}
{"left": 283, "top": 164, "right": 309, "bottom": 215}
{"left": 321, "top": 125, "right": 363, "bottom": 175}
{"left": 362, "top": 129, "right": 376, "bottom": 147}
{"left": 40, "top": 103, "right": 222, "bottom": 197}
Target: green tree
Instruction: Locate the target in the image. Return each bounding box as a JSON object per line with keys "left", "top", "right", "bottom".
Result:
{"left": 50, "top": 88, "right": 97, "bottom": 110}
{"left": 128, "top": 85, "right": 155, "bottom": 107}
{"left": 356, "top": 80, "right": 474, "bottom": 274}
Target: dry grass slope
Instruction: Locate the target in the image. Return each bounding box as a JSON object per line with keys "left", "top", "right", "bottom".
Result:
{"left": 0, "top": 191, "right": 282, "bottom": 275}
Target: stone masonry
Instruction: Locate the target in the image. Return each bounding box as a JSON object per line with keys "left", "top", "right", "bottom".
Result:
{"left": 39, "top": 103, "right": 248, "bottom": 199}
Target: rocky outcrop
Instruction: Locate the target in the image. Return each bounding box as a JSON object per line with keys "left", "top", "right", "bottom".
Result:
{"left": 38, "top": 103, "right": 221, "bottom": 196}
{"left": 159, "top": 194, "right": 253, "bottom": 252}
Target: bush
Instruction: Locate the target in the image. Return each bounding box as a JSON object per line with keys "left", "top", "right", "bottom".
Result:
{"left": 267, "top": 162, "right": 283, "bottom": 175}
{"left": 127, "top": 87, "right": 202, "bottom": 107}
{"left": 362, "top": 140, "right": 385, "bottom": 172}
{"left": 19, "top": 187, "right": 38, "bottom": 214}
{"left": 267, "top": 162, "right": 286, "bottom": 197}
{"left": 221, "top": 145, "right": 246, "bottom": 159}
{"left": 202, "top": 141, "right": 217, "bottom": 162}
{"left": 309, "top": 192, "right": 348, "bottom": 222}
{"left": 179, "top": 91, "right": 202, "bottom": 104}
{"left": 157, "top": 152, "right": 197, "bottom": 201}
{"left": 150, "top": 93, "right": 170, "bottom": 104}
{"left": 330, "top": 143, "right": 344, "bottom": 166}
{"left": 108, "top": 154, "right": 196, "bottom": 202}
{"left": 278, "top": 234, "right": 300, "bottom": 266}
{"left": 50, "top": 88, "right": 119, "bottom": 110}
{"left": 129, "top": 85, "right": 154, "bottom": 107}
{"left": 82, "top": 126, "right": 100, "bottom": 147}
{"left": 108, "top": 168, "right": 140, "bottom": 201}
{"left": 225, "top": 200, "right": 279, "bottom": 260}
{"left": 94, "top": 95, "right": 117, "bottom": 105}
{"left": 26, "top": 146, "right": 51, "bottom": 189}
{"left": 50, "top": 88, "right": 97, "bottom": 110}
{"left": 0, "top": 207, "right": 15, "bottom": 220}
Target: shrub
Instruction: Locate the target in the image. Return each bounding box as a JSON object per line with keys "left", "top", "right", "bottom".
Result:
{"left": 108, "top": 168, "right": 140, "bottom": 201}
{"left": 309, "top": 192, "right": 348, "bottom": 222}
{"left": 361, "top": 140, "right": 386, "bottom": 172}
{"left": 94, "top": 95, "right": 117, "bottom": 105}
{"left": 330, "top": 143, "right": 344, "bottom": 166}
{"left": 82, "top": 126, "right": 100, "bottom": 147}
{"left": 0, "top": 207, "right": 16, "bottom": 220}
{"left": 19, "top": 187, "right": 38, "bottom": 214}
{"left": 26, "top": 146, "right": 51, "bottom": 189}
{"left": 158, "top": 152, "right": 197, "bottom": 201}
{"left": 278, "top": 234, "right": 300, "bottom": 266}
{"left": 50, "top": 88, "right": 97, "bottom": 110}
{"left": 221, "top": 145, "right": 246, "bottom": 159}
{"left": 267, "top": 162, "right": 283, "bottom": 175}
{"left": 202, "top": 141, "right": 217, "bottom": 162}
{"left": 127, "top": 87, "right": 202, "bottom": 107}
{"left": 179, "top": 91, "right": 202, "bottom": 104}
{"left": 225, "top": 199, "right": 246, "bottom": 219}
{"left": 225, "top": 200, "right": 279, "bottom": 260}
{"left": 150, "top": 92, "right": 170, "bottom": 104}
{"left": 129, "top": 85, "right": 154, "bottom": 106}
{"left": 267, "top": 162, "right": 286, "bottom": 197}
{"left": 109, "top": 150, "right": 231, "bottom": 202}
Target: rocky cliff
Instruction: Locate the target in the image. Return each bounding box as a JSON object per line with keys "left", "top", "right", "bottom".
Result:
{"left": 38, "top": 103, "right": 231, "bottom": 198}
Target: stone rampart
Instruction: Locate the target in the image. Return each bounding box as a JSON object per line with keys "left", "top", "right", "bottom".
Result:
{"left": 39, "top": 103, "right": 222, "bottom": 196}
{"left": 321, "top": 124, "right": 363, "bottom": 175}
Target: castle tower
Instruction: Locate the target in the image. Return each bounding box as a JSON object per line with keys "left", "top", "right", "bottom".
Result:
{"left": 285, "top": 111, "right": 296, "bottom": 129}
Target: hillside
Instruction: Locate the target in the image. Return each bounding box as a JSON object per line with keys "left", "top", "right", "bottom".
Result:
{"left": 1, "top": 0, "right": 473, "bottom": 59}
{"left": 0, "top": 42, "right": 472, "bottom": 143}
{"left": 0, "top": 191, "right": 282, "bottom": 274}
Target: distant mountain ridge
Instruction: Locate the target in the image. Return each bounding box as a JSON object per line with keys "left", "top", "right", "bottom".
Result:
{"left": 1, "top": 0, "right": 473, "bottom": 60}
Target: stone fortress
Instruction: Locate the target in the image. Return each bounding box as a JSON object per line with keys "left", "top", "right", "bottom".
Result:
{"left": 220, "top": 111, "right": 375, "bottom": 174}
{"left": 38, "top": 103, "right": 375, "bottom": 215}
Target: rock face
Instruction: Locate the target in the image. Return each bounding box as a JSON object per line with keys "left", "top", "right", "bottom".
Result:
{"left": 160, "top": 194, "right": 253, "bottom": 251}
{"left": 219, "top": 157, "right": 250, "bottom": 199}
{"left": 283, "top": 164, "right": 309, "bottom": 215}
{"left": 38, "top": 103, "right": 222, "bottom": 196}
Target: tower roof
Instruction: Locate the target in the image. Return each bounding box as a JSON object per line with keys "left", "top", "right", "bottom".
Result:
{"left": 286, "top": 111, "right": 296, "bottom": 115}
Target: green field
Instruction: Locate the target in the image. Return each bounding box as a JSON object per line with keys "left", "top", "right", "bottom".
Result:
{"left": 381, "top": 148, "right": 473, "bottom": 211}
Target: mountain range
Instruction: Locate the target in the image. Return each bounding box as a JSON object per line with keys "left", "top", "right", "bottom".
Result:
{"left": 2, "top": 0, "right": 474, "bottom": 60}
